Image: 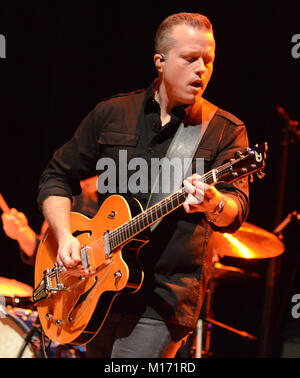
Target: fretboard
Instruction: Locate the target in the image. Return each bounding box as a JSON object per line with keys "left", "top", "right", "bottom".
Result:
{"left": 108, "top": 160, "right": 233, "bottom": 251}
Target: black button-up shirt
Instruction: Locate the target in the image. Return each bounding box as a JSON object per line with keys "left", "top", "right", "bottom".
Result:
{"left": 37, "top": 82, "right": 249, "bottom": 329}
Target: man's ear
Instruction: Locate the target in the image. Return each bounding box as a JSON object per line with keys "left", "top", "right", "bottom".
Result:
{"left": 154, "top": 53, "right": 165, "bottom": 72}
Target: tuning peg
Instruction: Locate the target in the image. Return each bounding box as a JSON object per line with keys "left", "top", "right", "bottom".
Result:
{"left": 244, "top": 148, "right": 254, "bottom": 155}
{"left": 256, "top": 170, "right": 265, "bottom": 179}
{"left": 235, "top": 151, "right": 243, "bottom": 159}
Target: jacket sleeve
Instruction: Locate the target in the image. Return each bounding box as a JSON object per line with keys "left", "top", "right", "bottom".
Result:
{"left": 206, "top": 113, "right": 250, "bottom": 234}
{"left": 37, "top": 104, "right": 102, "bottom": 208}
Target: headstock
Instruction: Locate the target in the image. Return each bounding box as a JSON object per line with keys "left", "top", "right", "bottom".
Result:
{"left": 217, "top": 142, "right": 268, "bottom": 184}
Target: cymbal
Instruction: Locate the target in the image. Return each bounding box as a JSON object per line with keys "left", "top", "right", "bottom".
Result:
{"left": 212, "top": 222, "right": 285, "bottom": 259}
{"left": 211, "top": 262, "right": 260, "bottom": 280}
{"left": 0, "top": 277, "right": 33, "bottom": 298}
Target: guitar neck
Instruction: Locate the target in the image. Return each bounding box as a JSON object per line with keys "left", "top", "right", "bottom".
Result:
{"left": 108, "top": 161, "right": 233, "bottom": 250}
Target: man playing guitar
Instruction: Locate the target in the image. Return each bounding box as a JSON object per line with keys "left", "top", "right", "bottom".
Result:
{"left": 37, "top": 13, "right": 250, "bottom": 358}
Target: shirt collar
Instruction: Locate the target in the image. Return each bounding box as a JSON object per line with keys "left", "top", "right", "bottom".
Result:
{"left": 144, "top": 80, "right": 188, "bottom": 122}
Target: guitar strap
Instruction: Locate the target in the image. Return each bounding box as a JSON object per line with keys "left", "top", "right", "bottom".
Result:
{"left": 146, "top": 98, "right": 218, "bottom": 231}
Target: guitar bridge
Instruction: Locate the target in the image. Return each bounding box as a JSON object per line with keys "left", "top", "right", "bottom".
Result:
{"left": 33, "top": 264, "right": 65, "bottom": 303}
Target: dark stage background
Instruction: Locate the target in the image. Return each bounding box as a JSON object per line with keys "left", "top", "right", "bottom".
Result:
{"left": 0, "top": 2, "right": 299, "bottom": 357}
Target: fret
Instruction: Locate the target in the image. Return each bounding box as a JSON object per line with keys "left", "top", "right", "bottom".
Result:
{"left": 170, "top": 197, "right": 175, "bottom": 210}
{"left": 113, "top": 231, "right": 117, "bottom": 247}
{"left": 166, "top": 199, "right": 172, "bottom": 212}
{"left": 152, "top": 206, "right": 158, "bottom": 221}
{"left": 149, "top": 208, "right": 155, "bottom": 224}
{"left": 132, "top": 219, "right": 137, "bottom": 235}
{"left": 175, "top": 192, "right": 181, "bottom": 207}
{"left": 139, "top": 215, "right": 145, "bottom": 231}
{"left": 137, "top": 217, "right": 142, "bottom": 232}
{"left": 133, "top": 218, "right": 139, "bottom": 235}
{"left": 146, "top": 211, "right": 151, "bottom": 225}
{"left": 116, "top": 229, "right": 121, "bottom": 246}
{"left": 120, "top": 226, "right": 126, "bottom": 244}
{"left": 157, "top": 203, "right": 163, "bottom": 219}
{"left": 109, "top": 232, "right": 116, "bottom": 250}
{"left": 152, "top": 207, "right": 158, "bottom": 222}
{"left": 140, "top": 213, "right": 146, "bottom": 229}
{"left": 164, "top": 198, "right": 168, "bottom": 213}
{"left": 154, "top": 204, "right": 161, "bottom": 221}
{"left": 202, "top": 172, "right": 211, "bottom": 185}
{"left": 115, "top": 230, "right": 120, "bottom": 247}
{"left": 124, "top": 223, "right": 129, "bottom": 240}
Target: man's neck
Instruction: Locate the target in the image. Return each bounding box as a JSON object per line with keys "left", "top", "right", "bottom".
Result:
{"left": 155, "top": 85, "right": 176, "bottom": 126}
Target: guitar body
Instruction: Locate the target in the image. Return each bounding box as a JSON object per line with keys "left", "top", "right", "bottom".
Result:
{"left": 34, "top": 195, "right": 147, "bottom": 345}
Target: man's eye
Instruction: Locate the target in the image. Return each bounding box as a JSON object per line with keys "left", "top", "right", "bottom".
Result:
{"left": 204, "top": 60, "right": 212, "bottom": 66}
{"left": 185, "top": 57, "right": 197, "bottom": 63}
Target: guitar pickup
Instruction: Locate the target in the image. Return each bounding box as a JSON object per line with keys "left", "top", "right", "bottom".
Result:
{"left": 103, "top": 232, "right": 111, "bottom": 257}
{"left": 81, "top": 246, "right": 92, "bottom": 270}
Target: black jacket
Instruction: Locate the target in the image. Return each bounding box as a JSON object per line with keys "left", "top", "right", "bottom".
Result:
{"left": 38, "top": 82, "right": 249, "bottom": 329}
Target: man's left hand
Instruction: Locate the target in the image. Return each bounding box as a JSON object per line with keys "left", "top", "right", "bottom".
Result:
{"left": 183, "top": 173, "right": 223, "bottom": 214}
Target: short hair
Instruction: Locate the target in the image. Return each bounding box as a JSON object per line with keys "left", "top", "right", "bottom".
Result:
{"left": 154, "top": 12, "right": 214, "bottom": 55}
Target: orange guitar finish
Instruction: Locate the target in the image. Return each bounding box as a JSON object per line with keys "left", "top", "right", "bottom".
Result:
{"left": 34, "top": 195, "right": 146, "bottom": 345}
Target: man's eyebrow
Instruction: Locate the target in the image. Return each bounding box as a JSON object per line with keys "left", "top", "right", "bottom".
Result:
{"left": 180, "top": 49, "right": 215, "bottom": 57}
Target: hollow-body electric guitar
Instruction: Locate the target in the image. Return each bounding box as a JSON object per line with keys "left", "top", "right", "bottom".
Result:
{"left": 33, "top": 143, "right": 267, "bottom": 345}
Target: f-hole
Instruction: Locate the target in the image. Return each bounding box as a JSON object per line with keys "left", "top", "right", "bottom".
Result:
{"left": 73, "top": 230, "right": 92, "bottom": 238}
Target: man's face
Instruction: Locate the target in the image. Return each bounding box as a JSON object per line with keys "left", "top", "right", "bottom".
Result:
{"left": 159, "top": 24, "right": 215, "bottom": 107}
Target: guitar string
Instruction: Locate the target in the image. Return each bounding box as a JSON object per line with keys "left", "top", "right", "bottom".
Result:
{"left": 104, "top": 166, "right": 226, "bottom": 248}
{"left": 35, "top": 259, "right": 116, "bottom": 298}
{"left": 109, "top": 157, "right": 255, "bottom": 249}
{"left": 37, "top": 156, "right": 253, "bottom": 280}
{"left": 37, "top": 154, "right": 258, "bottom": 284}
{"left": 73, "top": 162, "right": 237, "bottom": 253}
{"left": 80, "top": 165, "right": 232, "bottom": 251}
{"left": 48, "top": 160, "right": 241, "bottom": 264}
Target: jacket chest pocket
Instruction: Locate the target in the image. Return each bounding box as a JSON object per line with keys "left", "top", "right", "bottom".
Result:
{"left": 97, "top": 131, "right": 140, "bottom": 171}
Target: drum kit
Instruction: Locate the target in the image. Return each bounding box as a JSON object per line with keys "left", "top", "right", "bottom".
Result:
{"left": 0, "top": 220, "right": 285, "bottom": 358}
{"left": 0, "top": 277, "right": 86, "bottom": 358}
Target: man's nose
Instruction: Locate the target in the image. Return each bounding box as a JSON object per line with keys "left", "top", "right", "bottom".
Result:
{"left": 195, "top": 57, "right": 205, "bottom": 76}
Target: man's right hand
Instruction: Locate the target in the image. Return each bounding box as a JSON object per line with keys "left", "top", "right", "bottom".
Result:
{"left": 56, "top": 233, "right": 82, "bottom": 270}
{"left": 56, "top": 233, "right": 93, "bottom": 276}
{"left": 42, "top": 196, "right": 93, "bottom": 276}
